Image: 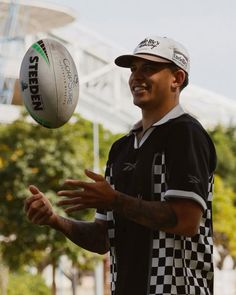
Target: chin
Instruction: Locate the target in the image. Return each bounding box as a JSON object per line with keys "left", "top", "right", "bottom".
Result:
{"left": 133, "top": 99, "right": 147, "bottom": 108}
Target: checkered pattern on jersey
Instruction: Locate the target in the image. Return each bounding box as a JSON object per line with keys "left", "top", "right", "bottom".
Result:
{"left": 105, "top": 165, "right": 117, "bottom": 295}
{"left": 149, "top": 152, "right": 214, "bottom": 295}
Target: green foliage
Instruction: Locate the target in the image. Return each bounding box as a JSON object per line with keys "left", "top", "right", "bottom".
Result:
{"left": 209, "top": 125, "right": 236, "bottom": 190}
{"left": 209, "top": 125, "right": 236, "bottom": 260}
{"left": 213, "top": 175, "right": 236, "bottom": 257}
{"left": 7, "top": 272, "right": 50, "bottom": 295}
{"left": 98, "top": 124, "right": 123, "bottom": 170}
{"left": 0, "top": 111, "right": 119, "bottom": 272}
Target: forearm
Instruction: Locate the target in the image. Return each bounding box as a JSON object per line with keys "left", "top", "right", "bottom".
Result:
{"left": 112, "top": 192, "right": 177, "bottom": 231}
{"left": 51, "top": 215, "right": 109, "bottom": 254}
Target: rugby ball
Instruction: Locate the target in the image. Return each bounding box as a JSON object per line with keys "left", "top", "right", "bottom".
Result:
{"left": 19, "top": 39, "right": 79, "bottom": 128}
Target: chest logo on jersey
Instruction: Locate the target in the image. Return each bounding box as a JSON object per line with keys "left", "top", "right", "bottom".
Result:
{"left": 188, "top": 174, "right": 200, "bottom": 184}
{"left": 123, "top": 162, "right": 137, "bottom": 171}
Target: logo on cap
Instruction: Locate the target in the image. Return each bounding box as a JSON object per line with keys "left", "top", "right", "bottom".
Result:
{"left": 138, "top": 38, "right": 160, "bottom": 50}
{"left": 172, "top": 50, "right": 188, "bottom": 70}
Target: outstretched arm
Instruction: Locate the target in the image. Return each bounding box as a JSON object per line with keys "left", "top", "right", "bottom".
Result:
{"left": 57, "top": 170, "right": 203, "bottom": 237}
{"left": 111, "top": 192, "right": 203, "bottom": 237}
{"left": 51, "top": 216, "right": 109, "bottom": 254}
{"left": 24, "top": 185, "right": 109, "bottom": 254}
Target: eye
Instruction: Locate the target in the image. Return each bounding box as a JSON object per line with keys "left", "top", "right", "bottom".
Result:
{"left": 143, "top": 64, "right": 157, "bottom": 72}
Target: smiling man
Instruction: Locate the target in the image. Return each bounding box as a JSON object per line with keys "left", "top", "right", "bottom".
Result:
{"left": 25, "top": 36, "right": 217, "bottom": 295}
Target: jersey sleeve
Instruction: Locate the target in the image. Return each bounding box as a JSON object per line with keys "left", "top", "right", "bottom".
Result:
{"left": 164, "top": 122, "right": 215, "bottom": 211}
{"left": 95, "top": 209, "right": 107, "bottom": 221}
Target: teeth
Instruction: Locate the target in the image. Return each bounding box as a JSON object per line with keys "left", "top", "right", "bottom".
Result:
{"left": 134, "top": 86, "right": 146, "bottom": 91}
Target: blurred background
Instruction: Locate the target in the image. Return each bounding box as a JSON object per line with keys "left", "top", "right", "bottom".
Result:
{"left": 0, "top": 0, "right": 236, "bottom": 294}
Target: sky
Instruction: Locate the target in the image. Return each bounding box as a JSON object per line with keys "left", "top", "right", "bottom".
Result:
{"left": 44, "top": 0, "right": 236, "bottom": 100}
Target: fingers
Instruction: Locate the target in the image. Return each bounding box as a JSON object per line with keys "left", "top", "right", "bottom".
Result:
{"left": 57, "top": 189, "right": 98, "bottom": 211}
{"left": 25, "top": 186, "right": 53, "bottom": 225}
{"left": 29, "top": 185, "right": 41, "bottom": 195}
{"left": 57, "top": 195, "right": 93, "bottom": 207}
{"left": 24, "top": 194, "right": 42, "bottom": 212}
{"left": 25, "top": 170, "right": 106, "bottom": 219}
{"left": 57, "top": 171, "right": 112, "bottom": 213}
{"left": 57, "top": 197, "right": 81, "bottom": 206}
{"left": 84, "top": 169, "right": 104, "bottom": 181}
{"left": 63, "top": 170, "right": 105, "bottom": 189}
{"left": 63, "top": 179, "right": 90, "bottom": 190}
{"left": 64, "top": 204, "right": 89, "bottom": 213}
{"left": 25, "top": 185, "right": 42, "bottom": 211}
{"left": 57, "top": 189, "right": 93, "bottom": 206}
{"left": 57, "top": 189, "right": 84, "bottom": 198}
{"left": 31, "top": 204, "right": 53, "bottom": 224}
{"left": 26, "top": 198, "right": 46, "bottom": 220}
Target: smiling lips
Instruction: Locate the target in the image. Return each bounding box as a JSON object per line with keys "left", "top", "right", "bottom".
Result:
{"left": 132, "top": 84, "right": 149, "bottom": 94}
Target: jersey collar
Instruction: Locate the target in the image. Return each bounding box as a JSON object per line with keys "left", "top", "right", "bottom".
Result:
{"left": 130, "top": 104, "right": 185, "bottom": 148}
{"left": 153, "top": 104, "right": 185, "bottom": 126}
{"left": 131, "top": 104, "right": 185, "bottom": 132}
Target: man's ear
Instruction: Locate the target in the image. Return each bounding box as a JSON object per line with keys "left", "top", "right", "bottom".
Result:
{"left": 171, "top": 69, "right": 186, "bottom": 90}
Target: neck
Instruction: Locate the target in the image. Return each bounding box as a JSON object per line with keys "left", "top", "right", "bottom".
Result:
{"left": 141, "top": 101, "right": 179, "bottom": 131}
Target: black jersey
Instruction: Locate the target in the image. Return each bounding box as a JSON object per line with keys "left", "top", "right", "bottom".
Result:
{"left": 96, "top": 105, "right": 216, "bottom": 295}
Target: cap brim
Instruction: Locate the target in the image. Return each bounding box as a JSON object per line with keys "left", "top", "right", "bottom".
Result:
{"left": 114, "top": 53, "right": 172, "bottom": 68}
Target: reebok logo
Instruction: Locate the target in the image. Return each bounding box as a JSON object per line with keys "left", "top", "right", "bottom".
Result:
{"left": 123, "top": 162, "right": 136, "bottom": 171}
{"left": 188, "top": 175, "right": 200, "bottom": 184}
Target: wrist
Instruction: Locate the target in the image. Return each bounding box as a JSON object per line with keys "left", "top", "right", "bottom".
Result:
{"left": 48, "top": 213, "right": 61, "bottom": 229}
{"left": 110, "top": 190, "right": 121, "bottom": 210}
{"left": 110, "top": 191, "right": 128, "bottom": 212}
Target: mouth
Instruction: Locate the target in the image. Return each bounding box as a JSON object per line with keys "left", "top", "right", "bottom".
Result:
{"left": 132, "top": 85, "right": 149, "bottom": 95}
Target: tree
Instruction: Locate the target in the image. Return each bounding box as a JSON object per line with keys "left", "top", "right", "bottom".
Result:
{"left": 7, "top": 272, "right": 50, "bottom": 295}
{"left": 212, "top": 175, "right": 236, "bottom": 268}
{"left": 0, "top": 250, "right": 9, "bottom": 295}
{"left": 209, "top": 125, "right": 236, "bottom": 190}
{"left": 0, "top": 111, "right": 120, "bottom": 293}
{"left": 208, "top": 125, "right": 236, "bottom": 268}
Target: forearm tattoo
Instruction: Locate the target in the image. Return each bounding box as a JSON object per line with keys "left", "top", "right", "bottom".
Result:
{"left": 112, "top": 192, "right": 178, "bottom": 230}
{"left": 56, "top": 217, "right": 109, "bottom": 254}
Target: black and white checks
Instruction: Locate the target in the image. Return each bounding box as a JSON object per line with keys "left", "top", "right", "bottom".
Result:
{"left": 149, "top": 152, "right": 214, "bottom": 294}
{"left": 96, "top": 110, "right": 216, "bottom": 295}
{"left": 105, "top": 167, "right": 117, "bottom": 294}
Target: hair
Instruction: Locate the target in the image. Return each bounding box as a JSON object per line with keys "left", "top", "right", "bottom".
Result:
{"left": 168, "top": 64, "right": 189, "bottom": 91}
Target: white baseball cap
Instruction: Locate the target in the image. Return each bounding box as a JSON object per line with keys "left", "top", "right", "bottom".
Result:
{"left": 115, "top": 36, "right": 190, "bottom": 74}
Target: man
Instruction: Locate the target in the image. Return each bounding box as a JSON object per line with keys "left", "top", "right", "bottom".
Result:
{"left": 25, "top": 36, "right": 216, "bottom": 295}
